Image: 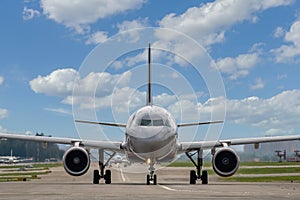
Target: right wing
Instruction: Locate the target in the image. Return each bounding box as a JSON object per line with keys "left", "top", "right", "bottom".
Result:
{"left": 0, "top": 133, "right": 123, "bottom": 152}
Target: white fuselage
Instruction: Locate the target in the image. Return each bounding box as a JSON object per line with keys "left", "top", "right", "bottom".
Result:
{"left": 125, "top": 105, "right": 178, "bottom": 164}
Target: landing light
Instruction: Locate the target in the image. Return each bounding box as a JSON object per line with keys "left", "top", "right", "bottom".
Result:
{"left": 146, "top": 158, "right": 151, "bottom": 165}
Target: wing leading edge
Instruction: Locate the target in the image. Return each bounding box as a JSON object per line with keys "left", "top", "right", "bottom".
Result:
{"left": 179, "top": 134, "right": 300, "bottom": 152}
{"left": 0, "top": 133, "right": 123, "bottom": 152}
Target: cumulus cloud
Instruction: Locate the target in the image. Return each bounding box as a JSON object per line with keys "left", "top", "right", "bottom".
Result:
{"left": 30, "top": 68, "right": 78, "bottom": 96}
{"left": 226, "top": 90, "right": 300, "bottom": 130}
{"left": 168, "top": 89, "right": 300, "bottom": 134}
{"left": 30, "top": 68, "right": 133, "bottom": 111}
{"left": 271, "top": 19, "right": 300, "bottom": 63}
{"left": 117, "top": 18, "right": 148, "bottom": 32}
{"left": 0, "top": 125, "right": 7, "bottom": 133}
{"left": 29, "top": 68, "right": 300, "bottom": 134}
{"left": 0, "top": 76, "right": 4, "bottom": 85}
{"left": 40, "top": 0, "right": 146, "bottom": 33}
{"left": 0, "top": 108, "right": 8, "bottom": 119}
{"left": 115, "top": 18, "right": 149, "bottom": 43}
{"left": 23, "top": 7, "right": 40, "bottom": 20}
{"left": 213, "top": 52, "right": 260, "bottom": 80}
{"left": 250, "top": 78, "right": 265, "bottom": 90}
{"left": 85, "top": 31, "right": 109, "bottom": 45}
{"left": 158, "top": 0, "right": 293, "bottom": 46}
{"left": 273, "top": 26, "right": 285, "bottom": 38}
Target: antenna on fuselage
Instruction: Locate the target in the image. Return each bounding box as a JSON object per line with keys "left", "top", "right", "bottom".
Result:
{"left": 147, "top": 43, "right": 152, "bottom": 106}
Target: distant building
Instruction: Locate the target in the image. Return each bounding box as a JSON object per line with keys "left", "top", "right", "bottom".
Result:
{"left": 244, "top": 140, "right": 300, "bottom": 157}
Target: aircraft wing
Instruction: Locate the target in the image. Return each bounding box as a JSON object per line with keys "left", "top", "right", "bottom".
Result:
{"left": 0, "top": 133, "right": 123, "bottom": 152}
{"left": 180, "top": 135, "right": 300, "bottom": 151}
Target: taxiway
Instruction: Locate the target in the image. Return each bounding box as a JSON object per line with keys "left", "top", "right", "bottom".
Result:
{"left": 0, "top": 164, "right": 300, "bottom": 200}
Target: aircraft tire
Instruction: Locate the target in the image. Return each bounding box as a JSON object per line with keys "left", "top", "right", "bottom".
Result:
{"left": 190, "top": 170, "right": 197, "bottom": 184}
{"left": 146, "top": 174, "right": 150, "bottom": 185}
{"left": 153, "top": 174, "right": 157, "bottom": 185}
{"left": 93, "top": 170, "right": 100, "bottom": 184}
{"left": 201, "top": 170, "right": 208, "bottom": 184}
{"left": 104, "top": 170, "right": 111, "bottom": 184}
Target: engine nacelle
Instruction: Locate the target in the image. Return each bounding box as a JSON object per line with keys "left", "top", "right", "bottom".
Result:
{"left": 63, "top": 146, "right": 90, "bottom": 176}
{"left": 212, "top": 147, "right": 239, "bottom": 177}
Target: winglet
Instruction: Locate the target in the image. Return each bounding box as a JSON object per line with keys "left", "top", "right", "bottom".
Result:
{"left": 147, "top": 43, "right": 152, "bottom": 106}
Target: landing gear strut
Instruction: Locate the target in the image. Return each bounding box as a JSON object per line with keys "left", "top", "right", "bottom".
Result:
{"left": 93, "top": 150, "right": 115, "bottom": 184}
{"left": 146, "top": 164, "right": 157, "bottom": 185}
{"left": 186, "top": 149, "right": 208, "bottom": 184}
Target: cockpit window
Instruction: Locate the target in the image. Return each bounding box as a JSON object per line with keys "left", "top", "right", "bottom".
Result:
{"left": 153, "top": 119, "right": 164, "bottom": 126}
{"left": 138, "top": 113, "right": 170, "bottom": 127}
{"left": 140, "top": 119, "right": 152, "bottom": 126}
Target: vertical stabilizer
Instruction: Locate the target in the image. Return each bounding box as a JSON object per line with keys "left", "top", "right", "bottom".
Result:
{"left": 147, "top": 43, "right": 153, "bottom": 106}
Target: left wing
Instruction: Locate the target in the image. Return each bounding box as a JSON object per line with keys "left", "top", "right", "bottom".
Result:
{"left": 180, "top": 134, "right": 300, "bottom": 151}
{"left": 0, "top": 133, "right": 123, "bottom": 152}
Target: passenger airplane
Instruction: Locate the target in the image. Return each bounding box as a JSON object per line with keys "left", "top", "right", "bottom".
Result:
{"left": 0, "top": 149, "right": 33, "bottom": 164}
{"left": 108, "top": 154, "right": 130, "bottom": 167}
{"left": 1, "top": 44, "right": 300, "bottom": 185}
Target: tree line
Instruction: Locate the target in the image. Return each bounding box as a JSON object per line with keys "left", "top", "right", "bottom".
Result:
{"left": 0, "top": 133, "right": 65, "bottom": 162}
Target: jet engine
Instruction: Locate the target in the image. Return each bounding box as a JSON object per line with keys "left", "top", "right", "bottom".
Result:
{"left": 212, "top": 147, "right": 239, "bottom": 177}
{"left": 63, "top": 146, "right": 90, "bottom": 176}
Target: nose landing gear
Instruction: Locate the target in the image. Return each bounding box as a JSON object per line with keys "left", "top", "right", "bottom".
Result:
{"left": 146, "top": 164, "right": 157, "bottom": 185}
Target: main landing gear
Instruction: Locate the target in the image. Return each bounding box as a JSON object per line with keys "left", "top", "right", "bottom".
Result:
{"left": 186, "top": 149, "right": 208, "bottom": 184}
{"left": 146, "top": 164, "right": 157, "bottom": 185}
{"left": 93, "top": 150, "right": 115, "bottom": 184}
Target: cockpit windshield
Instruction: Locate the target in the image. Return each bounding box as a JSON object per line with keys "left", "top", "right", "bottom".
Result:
{"left": 138, "top": 113, "right": 170, "bottom": 127}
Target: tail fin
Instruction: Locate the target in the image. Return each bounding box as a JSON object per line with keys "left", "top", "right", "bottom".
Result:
{"left": 147, "top": 43, "right": 152, "bottom": 106}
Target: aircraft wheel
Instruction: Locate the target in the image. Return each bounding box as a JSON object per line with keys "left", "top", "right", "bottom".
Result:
{"left": 190, "top": 170, "right": 197, "bottom": 184}
{"left": 153, "top": 174, "right": 157, "bottom": 185}
{"left": 201, "top": 170, "right": 208, "bottom": 184}
{"left": 93, "top": 170, "right": 100, "bottom": 184}
{"left": 104, "top": 170, "right": 111, "bottom": 184}
{"left": 146, "top": 174, "right": 150, "bottom": 185}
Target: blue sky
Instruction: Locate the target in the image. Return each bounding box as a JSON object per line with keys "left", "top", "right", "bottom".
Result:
{"left": 0, "top": 0, "right": 300, "bottom": 143}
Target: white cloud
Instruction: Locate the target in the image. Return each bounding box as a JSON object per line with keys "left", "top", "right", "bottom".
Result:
{"left": 158, "top": 0, "right": 294, "bottom": 46}
{"left": 274, "top": 26, "right": 285, "bottom": 38}
{"left": 271, "top": 19, "right": 300, "bottom": 63}
{"left": 0, "top": 76, "right": 4, "bottom": 85}
{"left": 167, "top": 89, "right": 300, "bottom": 134}
{"left": 30, "top": 68, "right": 133, "bottom": 111}
{"left": 226, "top": 90, "right": 300, "bottom": 130}
{"left": 30, "top": 68, "right": 78, "bottom": 96}
{"left": 214, "top": 52, "right": 260, "bottom": 80}
{"left": 117, "top": 18, "right": 148, "bottom": 32}
{"left": 23, "top": 7, "right": 40, "bottom": 20}
{"left": 116, "top": 18, "right": 148, "bottom": 43}
{"left": 85, "top": 31, "right": 109, "bottom": 45}
{"left": 44, "top": 107, "right": 72, "bottom": 115}
{"left": 0, "top": 108, "right": 8, "bottom": 119}
{"left": 30, "top": 68, "right": 132, "bottom": 98}
{"left": 250, "top": 78, "right": 265, "bottom": 90}
{"left": 41, "top": 0, "right": 146, "bottom": 33}
{"left": 0, "top": 125, "right": 7, "bottom": 133}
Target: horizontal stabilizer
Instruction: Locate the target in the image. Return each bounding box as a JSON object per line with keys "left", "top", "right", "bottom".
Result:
{"left": 177, "top": 120, "right": 223, "bottom": 127}
{"left": 75, "top": 120, "right": 127, "bottom": 128}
